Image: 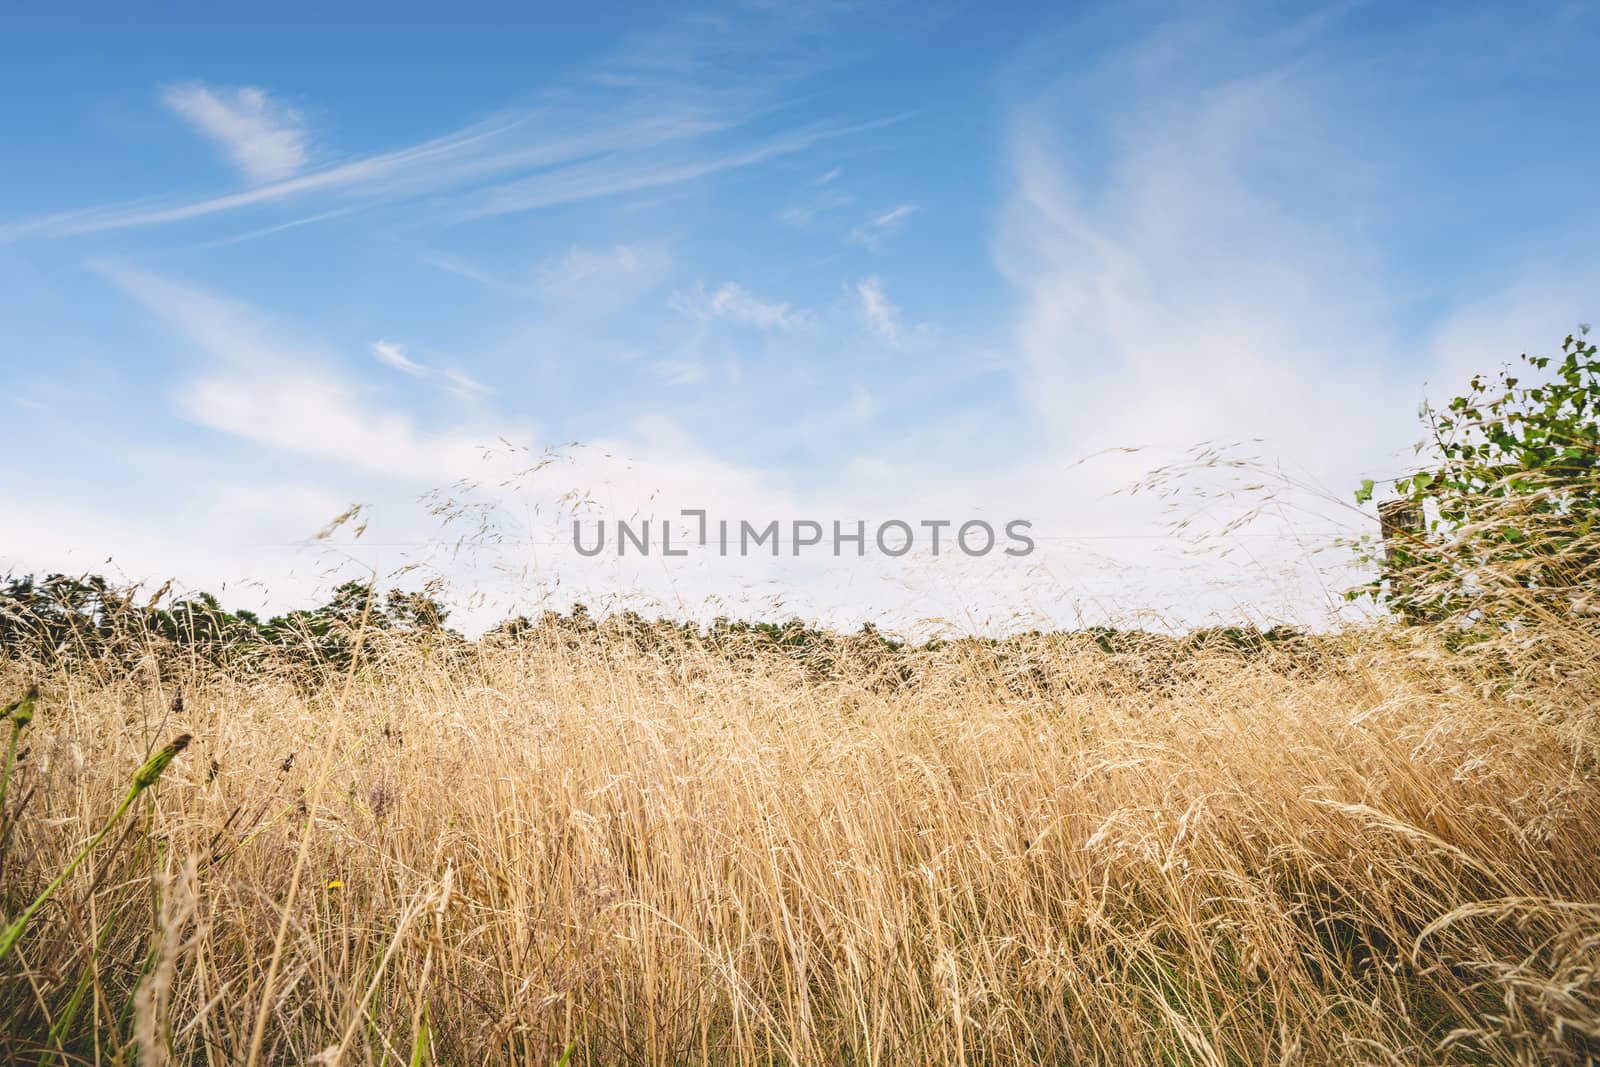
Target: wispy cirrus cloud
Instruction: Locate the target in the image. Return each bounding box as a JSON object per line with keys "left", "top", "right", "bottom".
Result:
{"left": 163, "top": 83, "right": 310, "bottom": 184}
{"left": 371, "top": 339, "right": 427, "bottom": 376}
{"left": 3, "top": 110, "right": 888, "bottom": 243}
{"left": 0, "top": 117, "right": 516, "bottom": 239}
{"left": 670, "top": 281, "right": 807, "bottom": 330}
{"left": 650, "top": 359, "right": 708, "bottom": 386}
{"left": 371, "top": 340, "right": 491, "bottom": 400}
{"left": 856, "top": 275, "right": 902, "bottom": 343}
{"left": 446, "top": 119, "right": 885, "bottom": 224}
{"left": 776, "top": 186, "right": 855, "bottom": 229}
{"left": 849, "top": 202, "right": 917, "bottom": 249}
{"left": 439, "top": 367, "right": 491, "bottom": 401}
{"left": 537, "top": 244, "right": 674, "bottom": 302}
{"left": 423, "top": 242, "right": 674, "bottom": 320}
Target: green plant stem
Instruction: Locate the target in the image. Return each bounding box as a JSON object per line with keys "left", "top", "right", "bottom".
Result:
{"left": 0, "top": 720, "right": 21, "bottom": 815}
{"left": 0, "top": 785, "right": 139, "bottom": 964}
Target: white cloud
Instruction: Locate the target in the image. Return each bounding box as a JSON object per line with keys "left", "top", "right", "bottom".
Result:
{"left": 371, "top": 339, "right": 491, "bottom": 400}
{"left": 441, "top": 368, "right": 491, "bottom": 401}
{"left": 775, "top": 187, "right": 855, "bottom": 229}
{"left": 955, "top": 19, "right": 1481, "bottom": 627}
{"left": 175, "top": 372, "right": 490, "bottom": 481}
{"left": 849, "top": 202, "right": 917, "bottom": 248}
{"left": 670, "top": 282, "right": 806, "bottom": 330}
{"left": 993, "top": 50, "right": 1411, "bottom": 479}
{"left": 651, "top": 359, "right": 707, "bottom": 386}
{"left": 538, "top": 244, "right": 672, "bottom": 302}
{"left": 870, "top": 204, "right": 916, "bottom": 228}
{"left": 371, "top": 339, "right": 427, "bottom": 376}
{"left": 163, "top": 84, "right": 309, "bottom": 184}
{"left": 856, "top": 276, "right": 902, "bottom": 343}
{"left": 101, "top": 267, "right": 520, "bottom": 481}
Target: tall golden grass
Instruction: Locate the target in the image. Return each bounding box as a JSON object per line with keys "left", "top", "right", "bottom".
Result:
{"left": 2, "top": 610, "right": 1598, "bottom": 1065}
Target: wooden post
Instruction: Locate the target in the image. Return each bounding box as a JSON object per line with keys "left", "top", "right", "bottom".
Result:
{"left": 1378, "top": 499, "right": 1424, "bottom": 623}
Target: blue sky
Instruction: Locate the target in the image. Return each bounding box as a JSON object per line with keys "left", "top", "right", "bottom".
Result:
{"left": 2, "top": 2, "right": 1597, "bottom": 632}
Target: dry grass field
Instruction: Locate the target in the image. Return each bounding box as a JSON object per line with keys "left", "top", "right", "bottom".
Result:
{"left": 2, "top": 612, "right": 1598, "bottom": 1065}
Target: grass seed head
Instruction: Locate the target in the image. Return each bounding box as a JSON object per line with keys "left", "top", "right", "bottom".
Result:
{"left": 5, "top": 683, "right": 39, "bottom": 728}
{"left": 134, "top": 733, "right": 192, "bottom": 791}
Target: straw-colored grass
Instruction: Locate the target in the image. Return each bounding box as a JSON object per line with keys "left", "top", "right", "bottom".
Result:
{"left": 2, "top": 620, "right": 1598, "bottom": 1065}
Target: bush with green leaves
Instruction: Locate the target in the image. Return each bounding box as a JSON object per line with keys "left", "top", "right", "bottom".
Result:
{"left": 1356, "top": 328, "right": 1600, "bottom": 625}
